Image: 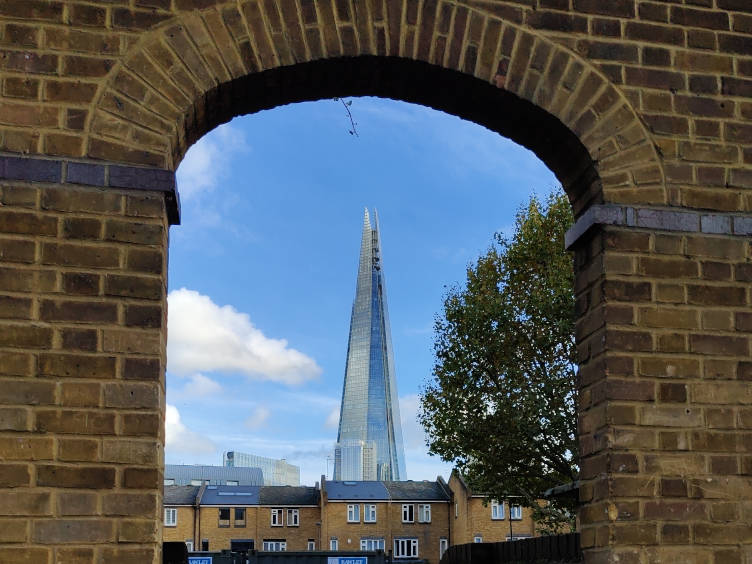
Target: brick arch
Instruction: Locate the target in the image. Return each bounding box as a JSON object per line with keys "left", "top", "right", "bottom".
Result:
{"left": 86, "top": 1, "right": 664, "bottom": 215}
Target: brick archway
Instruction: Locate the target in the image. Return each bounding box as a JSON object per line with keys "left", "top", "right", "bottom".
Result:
{"left": 86, "top": 2, "right": 663, "bottom": 216}
{"left": 0, "top": 2, "right": 751, "bottom": 564}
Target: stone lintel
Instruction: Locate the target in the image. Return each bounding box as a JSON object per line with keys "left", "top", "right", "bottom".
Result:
{"left": 0, "top": 153, "right": 180, "bottom": 225}
{"left": 566, "top": 204, "right": 752, "bottom": 249}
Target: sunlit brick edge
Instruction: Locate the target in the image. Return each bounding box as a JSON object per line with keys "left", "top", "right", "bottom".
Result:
{"left": 566, "top": 204, "right": 752, "bottom": 249}
{"left": 0, "top": 153, "right": 180, "bottom": 226}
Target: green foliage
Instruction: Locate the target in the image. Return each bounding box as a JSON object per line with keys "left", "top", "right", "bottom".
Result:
{"left": 419, "top": 190, "right": 578, "bottom": 533}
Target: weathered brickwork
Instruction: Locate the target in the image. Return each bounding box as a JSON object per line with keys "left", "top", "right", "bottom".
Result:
{"left": 0, "top": 1, "right": 751, "bottom": 563}
{"left": 0, "top": 181, "right": 168, "bottom": 564}
{"left": 322, "top": 500, "right": 449, "bottom": 563}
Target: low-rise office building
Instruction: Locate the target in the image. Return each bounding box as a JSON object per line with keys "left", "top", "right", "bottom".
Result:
{"left": 164, "top": 474, "right": 540, "bottom": 562}
{"left": 164, "top": 464, "right": 264, "bottom": 486}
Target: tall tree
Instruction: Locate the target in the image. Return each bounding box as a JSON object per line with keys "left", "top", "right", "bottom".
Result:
{"left": 419, "top": 191, "right": 578, "bottom": 531}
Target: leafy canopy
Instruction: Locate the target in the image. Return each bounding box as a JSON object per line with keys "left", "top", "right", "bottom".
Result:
{"left": 419, "top": 191, "right": 577, "bottom": 531}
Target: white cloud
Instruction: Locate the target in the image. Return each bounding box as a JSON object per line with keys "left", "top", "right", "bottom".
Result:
{"left": 167, "top": 288, "right": 321, "bottom": 385}
{"left": 176, "top": 122, "right": 248, "bottom": 201}
{"left": 178, "top": 373, "right": 222, "bottom": 398}
{"left": 324, "top": 406, "right": 340, "bottom": 429}
{"left": 245, "top": 406, "right": 271, "bottom": 430}
{"left": 165, "top": 404, "right": 217, "bottom": 455}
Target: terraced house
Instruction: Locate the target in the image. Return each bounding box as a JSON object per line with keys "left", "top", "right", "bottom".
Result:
{"left": 164, "top": 477, "right": 539, "bottom": 562}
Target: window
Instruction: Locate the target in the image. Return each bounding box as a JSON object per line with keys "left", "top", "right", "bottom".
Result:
{"left": 439, "top": 538, "right": 448, "bottom": 559}
{"left": 360, "top": 538, "right": 385, "bottom": 551}
{"left": 226, "top": 480, "right": 239, "bottom": 486}
{"left": 185, "top": 540, "right": 193, "bottom": 552}
{"left": 511, "top": 505, "right": 522, "bottom": 520}
{"left": 271, "top": 508, "right": 283, "bottom": 526}
{"left": 262, "top": 540, "right": 286, "bottom": 551}
{"left": 364, "top": 504, "right": 377, "bottom": 523}
{"left": 455, "top": 502, "right": 458, "bottom": 518}
{"left": 164, "top": 508, "right": 177, "bottom": 527}
{"left": 307, "top": 540, "right": 315, "bottom": 551}
{"left": 394, "top": 538, "right": 418, "bottom": 558}
{"left": 201, "top": 540, "right": 209, "bottom": 551}
{"left": 190, "top": 479, "right": 203, "bottom": 486}
{"left": 287, "top": 508, "right": 299, "bottom": 526}
{"left": 418, "top": 504, "right": 431, "bottom": 523}
{"left": 491, "top": 500, "right": 505, "bottom": 520}
{"left": 401, "top": 504, "right": 414, "bottom": 523}
{"left": 347, "top": 504, "right": 360, "bottom": 523}
{"left": 164, "top": 478, "right": 175, "bottom": 486}
{"left": 474, "top": 536, "right": 483, "bottom": 543}
{"left": 218, "top": 507, "right": 230, "bottom": 527}
{"left": 234, "top": 508, "right": 246, "bottom": 527}
{"left": 330, "top": 538, "right": 339, "bottom": 550}
{"left": 231, "top": 539, "right": 254, "bottom": 552}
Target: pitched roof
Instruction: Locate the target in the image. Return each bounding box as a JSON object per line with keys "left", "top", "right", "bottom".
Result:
{"left": 198, "top": 485, "right": 320, "bottom": 506}
{"left": 325, "top": 480, "right": 449, "bottom": 501}
{"left": 384, "top": 480, "right": 450, "bottom": 501}
{"left": 259, "top": 486, "right": 320, "bottom": 506}
{"left": 164, "top": 485, "right": 200, "bottom": 505}
{"left": 326, "top": 481, "right": 390, "bottom": 500}
{"left": 200, "top": 485, "right": 261, "bottom": 506}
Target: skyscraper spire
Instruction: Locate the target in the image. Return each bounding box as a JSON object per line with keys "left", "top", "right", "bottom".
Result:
{"left": 334, "top": 209, "right": 406, "bottom": 481}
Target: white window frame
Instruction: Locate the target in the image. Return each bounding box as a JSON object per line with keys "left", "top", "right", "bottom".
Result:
{"left": 455, "top": 502, "right": 458, "bottom": 518}
{"left": 394, "top": 538, "right": 418, "bottom": 558}
{"left": 164, "top": 507, "right": 177, "bottom": 527}
{"left": 347, "top": 504, "right": 360, "bottom": 523}
{"left": 439, "top": 538, "right": 448, "bottom": 558}
{"left": 491, "top": 500, "right": 505, "bottom": 520}
{"left": 401, "top": 504, "right": 414, "bottom": 523}
{"left": 418, "top": 504, "right": 431, "bottom": 523}
{"left": 307, "top": 540, "right": 315, "bottom": 551}
{"left": 360, "top": 538, "right": 385, "bottom": 551}
{"left": 287, "top": 508, "right": 299, "bottom": 526}
{"left": 262, "top": 540, "right": 286, "bottom": 551}
{"left": 330, "top": 538, "right": 339, "bottom": 550}
{"left": 185, "top": 540, "right": 193, "bottom": 552}
{"left": 364, "top": 504, "right": 377, "bottom": 523}
{"left": 474, "top": 536, "right": 483, "bottom": 543}
{"left": 510, "top": 504, "right": 523, "bottom": 520}
{"left": 270, "top": 508, "right": 284, "bottom": 526}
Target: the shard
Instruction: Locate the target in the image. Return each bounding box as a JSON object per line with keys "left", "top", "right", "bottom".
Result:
{"left": 334, "top": 209, "right": 406, "bottom": 481}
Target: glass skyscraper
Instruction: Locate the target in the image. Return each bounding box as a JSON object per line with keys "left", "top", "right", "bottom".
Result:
{"left": 334, "top": 209, "right": 406, "bottom": 481}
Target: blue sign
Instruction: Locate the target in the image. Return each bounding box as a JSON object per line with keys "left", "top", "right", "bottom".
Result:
{"left": 327, "top": 558, "right": 367, "bottom": 564}
{"left": 188, "top": 558, "right": 212, "bottom": 564}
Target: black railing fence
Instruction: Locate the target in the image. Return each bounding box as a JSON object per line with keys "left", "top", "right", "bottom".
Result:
{"left": 439, "top": 533, "right": 582, "bottom": 564}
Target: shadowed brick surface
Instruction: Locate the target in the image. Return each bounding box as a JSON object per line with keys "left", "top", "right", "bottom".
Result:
{"left": 0, "top": 1, "right": 751, "bottom": 563}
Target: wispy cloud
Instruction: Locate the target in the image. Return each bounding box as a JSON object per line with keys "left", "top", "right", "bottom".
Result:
{"left": 172, "top": 373, "right": 222, "bottom": 399}
{"left": 176, "top": 122, "right": 249, "bottom": 201}
{"left": 245, "top": 407, "right": 271, "bottom": 430}
{"left": 324, "top": 406, "right": 340, "bottom": 429}
{"left": 165, "top": 404, "right": 217, "bottom": 456}
{"left": 167, "top": 288, "right": 322, "bottom": 385}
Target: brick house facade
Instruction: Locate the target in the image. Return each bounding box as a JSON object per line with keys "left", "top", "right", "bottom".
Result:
{"left": 164, "top": 478, "right": 533, "bottom": 562}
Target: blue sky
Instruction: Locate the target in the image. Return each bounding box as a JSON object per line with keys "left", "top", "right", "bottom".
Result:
{"left": 164, "top": 96, "right": 559, "bottom": 486}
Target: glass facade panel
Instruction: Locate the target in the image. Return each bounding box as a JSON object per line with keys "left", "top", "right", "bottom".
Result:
{"left": 334, "top": 209, "right": 406, "bottom": 481}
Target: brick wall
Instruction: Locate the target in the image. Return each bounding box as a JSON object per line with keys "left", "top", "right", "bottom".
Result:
{"left": 0, "top": 180, "right": 168, "bottom": 564}
{"left": 322, "top": 500, "right": 449, "bottom": 563}
{"left": 163, "top": 506, "right": 195, "bottom": 548}
{"left": 0, "top": 2, "right": 751, "bottom": 563}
